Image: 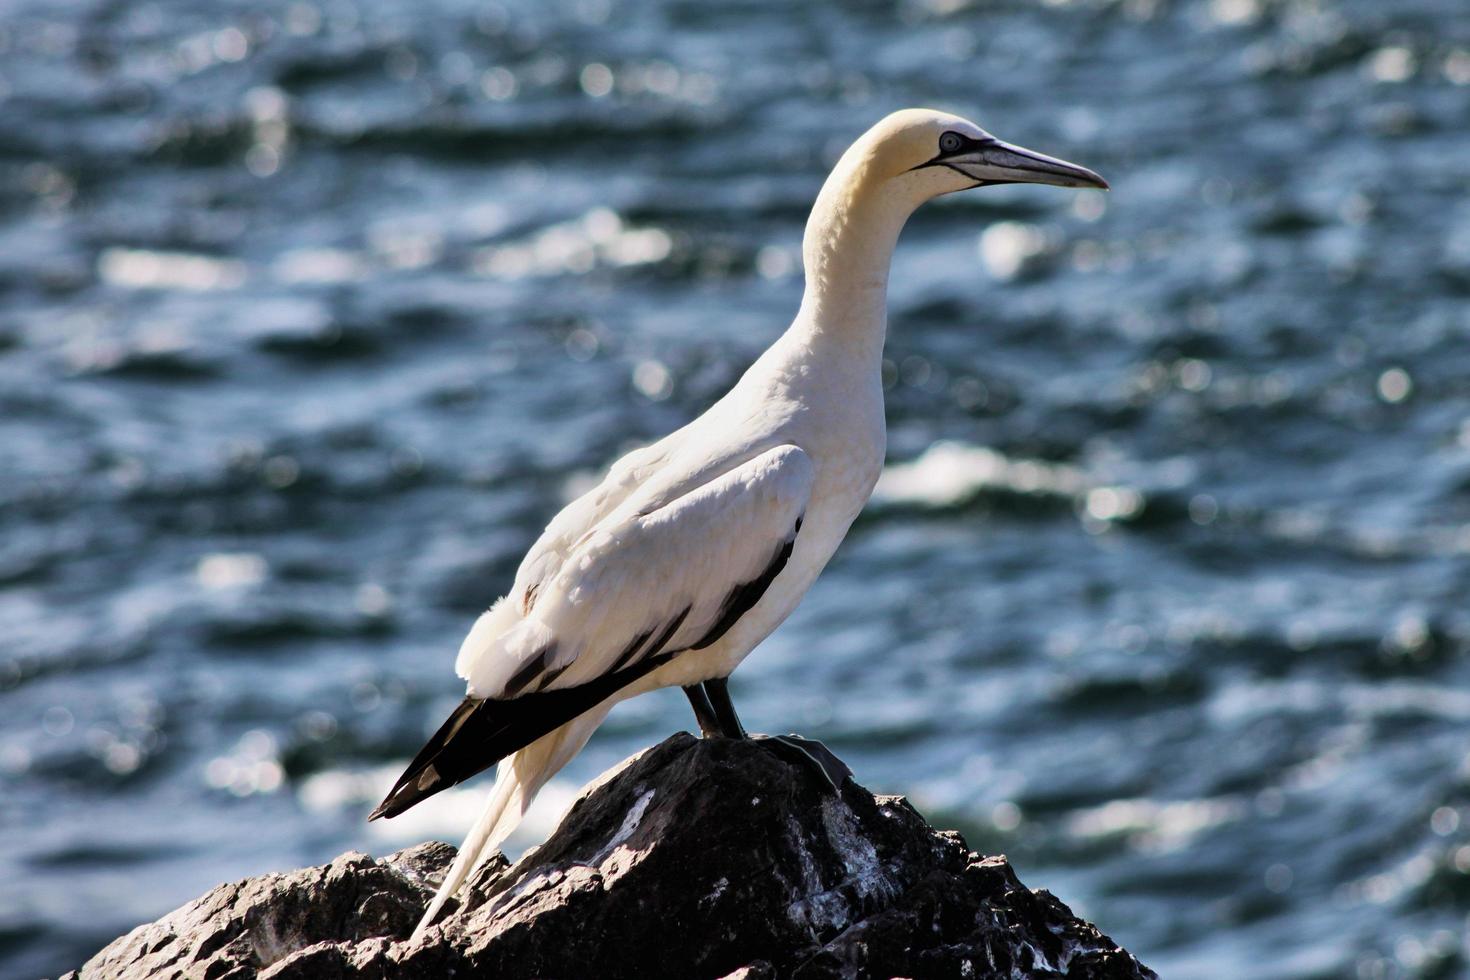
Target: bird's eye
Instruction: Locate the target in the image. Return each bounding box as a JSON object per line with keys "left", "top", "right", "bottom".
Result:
{"left": 939, "top": 132, "right": 964, "bottom": 154}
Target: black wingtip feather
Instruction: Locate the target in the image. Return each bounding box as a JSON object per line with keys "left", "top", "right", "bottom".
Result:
{"left": 370, "top": 696, "right": 490, "bottom": 820}
{"left": 368, "top": 653, "right": 678, "bottom": 822}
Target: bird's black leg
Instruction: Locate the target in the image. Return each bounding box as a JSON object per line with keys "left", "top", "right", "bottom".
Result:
{"left": 704, "top": 677, "right": 747, "bottom": 738}
{"left": 703, "top": 677, "right": 850, "bottom": 792}
{"left": 683, "top": 683, "right": 724, "bottom": 739}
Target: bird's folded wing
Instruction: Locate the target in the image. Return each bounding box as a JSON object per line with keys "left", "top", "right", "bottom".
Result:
{"left": 460, "top": 443, "right": 814, "bottom": 699}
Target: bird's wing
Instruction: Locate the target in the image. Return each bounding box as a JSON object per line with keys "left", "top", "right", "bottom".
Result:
{"left": 370, "top": 444, "right": 812, "bottom": 821}
{"left": 467, "top": 442, "right": 813, "bottom": 697}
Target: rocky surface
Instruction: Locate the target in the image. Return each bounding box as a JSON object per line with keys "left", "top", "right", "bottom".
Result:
{"left": 68, "top": 734, "right": 1155, "bottom": 979}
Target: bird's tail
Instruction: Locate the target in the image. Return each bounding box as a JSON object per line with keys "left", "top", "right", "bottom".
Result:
{"left": 410, "top": 757, "right": 526, "bottom": 942}
{"left": 408, "top": 709, "right": 608, "bottom": 941}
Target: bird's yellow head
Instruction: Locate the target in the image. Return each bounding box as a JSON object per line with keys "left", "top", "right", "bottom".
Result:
{"left": 801, "top": 108, "right": 1106, "bottom": 288}
{"left": 842, "top": 108, "right": 1107, "bottom": 204}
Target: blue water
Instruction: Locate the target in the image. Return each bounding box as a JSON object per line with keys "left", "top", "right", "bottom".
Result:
{"left": 3, "top": 0, "right": 1469, "bottom": 976}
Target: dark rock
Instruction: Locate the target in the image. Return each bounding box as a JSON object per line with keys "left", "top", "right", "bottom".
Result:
{"left": 71, "top": 734, "right": 1155, "bottom": 979}
{"left": 61, "top": 842, "right": 455, "bottom": 980}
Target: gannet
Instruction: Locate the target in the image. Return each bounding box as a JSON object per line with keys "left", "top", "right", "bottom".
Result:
{"left": 370, "top": 108, "right": 1106, "bottom": 938}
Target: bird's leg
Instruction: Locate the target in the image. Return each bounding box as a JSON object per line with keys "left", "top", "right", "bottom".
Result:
{"left": 702, "top": 677, "right": 850, "bottom": 792}
{"left": 703, "top": 677, "right": 748, "bottom": 739}
{"left": 682, "top": 683, "right": 725, "bottom": 739}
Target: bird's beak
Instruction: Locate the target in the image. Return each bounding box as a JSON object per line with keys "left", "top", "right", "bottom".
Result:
{"left": 947, "top": 137, "right": 1108, "bottom": 191}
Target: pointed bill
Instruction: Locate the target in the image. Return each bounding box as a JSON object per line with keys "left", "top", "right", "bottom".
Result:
{"left": 949, "top": 137, "right": 1108, "bottom": 190}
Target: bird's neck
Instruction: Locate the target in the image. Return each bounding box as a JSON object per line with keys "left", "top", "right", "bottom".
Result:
{"left": 792, "top": 160, "right": 922, "bottom": 370}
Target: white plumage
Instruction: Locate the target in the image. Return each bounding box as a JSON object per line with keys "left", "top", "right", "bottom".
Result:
{"left": 371, "top": 108, "right": 1106, "bottom": 940}
{"left": 459, "top": 444, "right": 814, "bottom": 699}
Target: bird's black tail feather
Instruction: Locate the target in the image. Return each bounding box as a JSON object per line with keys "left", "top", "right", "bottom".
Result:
{"left": 368, "top": 653, "right": 675, "bottom": 821}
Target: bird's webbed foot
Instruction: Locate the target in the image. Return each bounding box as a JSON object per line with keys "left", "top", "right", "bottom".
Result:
{"left": 750, "top": 733, "right": 851, "bottom": 794}
{"left": 684, "top": 679, "right": 851, "bottom": 793}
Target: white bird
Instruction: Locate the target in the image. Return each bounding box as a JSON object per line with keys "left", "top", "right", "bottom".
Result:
{"left": 370, "top": 108, "right": 1107, "bottom": 939}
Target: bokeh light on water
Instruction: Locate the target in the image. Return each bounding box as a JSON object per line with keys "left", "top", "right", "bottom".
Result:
{"left": 1, "top": 0, "right": 1469, "bottom": 976}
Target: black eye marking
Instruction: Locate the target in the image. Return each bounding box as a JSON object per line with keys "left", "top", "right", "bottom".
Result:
{"left": 909, "top": 132, "right": 997, "bottom": 175}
